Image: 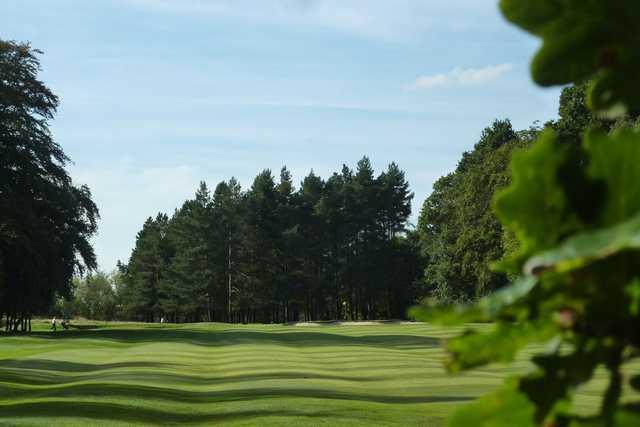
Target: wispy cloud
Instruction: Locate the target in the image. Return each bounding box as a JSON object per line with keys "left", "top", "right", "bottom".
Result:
{"left": 122, "top": 0, "right": 488, "bottom": 40}
{"left": 406, "top": 63, "right": 513, "bottom": 90}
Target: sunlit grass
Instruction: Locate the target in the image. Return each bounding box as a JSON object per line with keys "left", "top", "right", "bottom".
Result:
{"left": 0, "top": 321, "right": 636, "bottom": 426}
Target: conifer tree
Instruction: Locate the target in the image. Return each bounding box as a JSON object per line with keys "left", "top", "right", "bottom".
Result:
{"left": 121, "top": 160, "right": 420, "bottom": 323}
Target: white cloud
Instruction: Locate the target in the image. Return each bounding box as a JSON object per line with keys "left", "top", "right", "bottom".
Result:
{"left": 407, "top": 63, "right": 513, "bottom": 90}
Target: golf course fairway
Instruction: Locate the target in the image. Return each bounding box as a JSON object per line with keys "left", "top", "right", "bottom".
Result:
{"left": 0, "top": 322, "right": 632, "bottom": 426}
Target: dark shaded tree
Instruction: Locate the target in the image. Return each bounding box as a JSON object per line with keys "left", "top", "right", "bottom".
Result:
{"left": 120, "top": 214, "right": 171, "bottom": 322}
{"left": 0, "top": 40, "right": 98, "bottom": 332}
{"left": 417, "top": 120, "right": 528, "bottom": 301}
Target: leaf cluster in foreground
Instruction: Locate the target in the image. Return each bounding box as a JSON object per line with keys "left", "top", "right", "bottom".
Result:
{"left": 412, "top": 1, "right": 640, "bottom": 425}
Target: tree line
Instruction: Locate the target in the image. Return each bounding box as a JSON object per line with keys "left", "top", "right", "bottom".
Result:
{"left": 98, "top": 84, "right": 607, "bottom": 322}
{"left": 415, "top": 83, "right": 640, "bottom": 303}
{"left": 114, "top": 159, "right": 421, "bottom": 323}
{"left": 6, "top": 38, "right": 633, "bottom": 328}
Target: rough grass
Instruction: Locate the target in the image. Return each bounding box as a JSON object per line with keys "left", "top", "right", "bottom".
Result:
{"left": 0, "top": 321, "right": 635, "bottom": 426}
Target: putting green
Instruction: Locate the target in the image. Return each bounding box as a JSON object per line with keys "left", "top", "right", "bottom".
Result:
{"left": 0, "top": 322, "right": 634, "bottom": 426}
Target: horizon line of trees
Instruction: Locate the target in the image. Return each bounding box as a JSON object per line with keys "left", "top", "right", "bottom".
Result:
{"left": 65, "top": 85, "right": 618, "bottom": 323}
{"left": 7, "top": 38, "right": 634, "bottom": 329}
{"left": 415, "top": 82, "right": 640, "bottom": 303}
{"left": 112, "top": 158, "right": 422, "bottom": 323}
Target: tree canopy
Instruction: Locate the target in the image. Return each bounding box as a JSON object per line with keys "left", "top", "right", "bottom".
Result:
{"left": 0, "top": 40, "right": 98, "bottom": 332}
{"left": 417, "top": 119, "right": 531, "bottom": 301}
{"left": 117, "top": 159, "right": 421, "bottom": 323}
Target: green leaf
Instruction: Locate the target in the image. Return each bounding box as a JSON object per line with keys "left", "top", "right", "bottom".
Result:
{"left": 615, "top": 406, "right": 640, "bottom": 426}
{"left": 589, "top": 69, "right": 640, "bottom": 119}
{"left": 493, "top": 129, "right": 582, "bottom": 271}
{"left": 448, "top": 383, "right": 536, "bottom": 427}
{"left": 520, "top": 348, "right": 600, "bottom": 423}
{"left": 524, "top": 211, "right": 640, "bottom": 275}
{"left": 516, "top": 129, "right": 640, "bottom": 275}
{"left": 625, "top": 280, "right": 640, "bottom": 317}
{"left": 585, "top": 129, "right": 640, "bottom": 225}
{"left": 567, "top": 406, "right": 640, "bottom": 426}
{"left": 409, "top": 277, "right": 537, "bottom": 325}
{"left": 445, "top": 321, "right": 556, "bottom": 373}
{"left": 499, "top": 0, "right": 640, "bottom": 117}
{"left": 497, "top": 1, "right": 557, "bottom": 34}
{"left": 481, "top": 276, "right": 537, "bottom": 318}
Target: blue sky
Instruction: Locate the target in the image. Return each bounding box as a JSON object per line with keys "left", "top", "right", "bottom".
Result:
{"left": 2, "top": 0, "right": 561, "bottom": 271}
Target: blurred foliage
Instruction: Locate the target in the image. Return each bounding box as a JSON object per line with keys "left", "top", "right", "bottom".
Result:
{"left": 412, "top": 1, "right": 640, "bottom": 425}
{"left": 500, "top": 0, "right": 640, "bottom": 118}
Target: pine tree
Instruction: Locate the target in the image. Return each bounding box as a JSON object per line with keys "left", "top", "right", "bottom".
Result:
{"left": 120, "top": 160, "right": 421, "bottom": 323}
{"left": 122, "top": 214, "right": 172, "bottom": 322}
{"left": 245, "top": 170, "right": 280, "bottom": 322}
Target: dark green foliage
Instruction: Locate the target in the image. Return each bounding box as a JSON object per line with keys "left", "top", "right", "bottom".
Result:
{"left": 413, "top": 2, "right": 640, "bottom": 425}
{"left": 555, "top": 83, "right": 605, "bottom": 144}
{"left": 118, "top": 158, "right": 419, "bottom": 323}
{"left": 160, "top": 183, "right": 214, "bottom": 322}
{"left": 416, "top": 84, "right": 639, "bottom": 303}
{"left": 120, "top": 214, "right": 172, "bottom": 322}
{"left": 0, "top": 40, "right": 98, "bottom": 332}
{"left": 417, "top": 120, "right": 530, "bottom": 301}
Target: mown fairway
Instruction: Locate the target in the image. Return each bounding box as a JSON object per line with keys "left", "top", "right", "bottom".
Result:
{"left": 0, "top": 322, "right": 630, "bottom": 426}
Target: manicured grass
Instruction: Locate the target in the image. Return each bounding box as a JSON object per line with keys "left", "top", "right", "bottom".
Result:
{"left": 0, "top": 321, "right": 635, "bottom": 426}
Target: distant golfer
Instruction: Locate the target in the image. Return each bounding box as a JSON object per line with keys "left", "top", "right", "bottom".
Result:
{"left": 51, "top": 317, "right": 57, "bottom": 331}
{"left": 160, "top": 317, "right": 165, "bottom": 324}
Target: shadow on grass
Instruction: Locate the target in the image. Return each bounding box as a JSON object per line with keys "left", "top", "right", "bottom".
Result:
{"left": 0, "top": 364, "right": 392, "bottom": 386}
{"left": 0, "top": 359, "right": 175, "bottom": 372}
{"left": 0, "top": 401, "right": 338, "bottom": 424}
{"left": 0, "top": 382, "right": 473, "bottom": 405}
{"left": 69, "top": 324, "right": 100, "bottom": 330}
{"left": 29, "top": 329, "right": 440, "bottom": 350}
